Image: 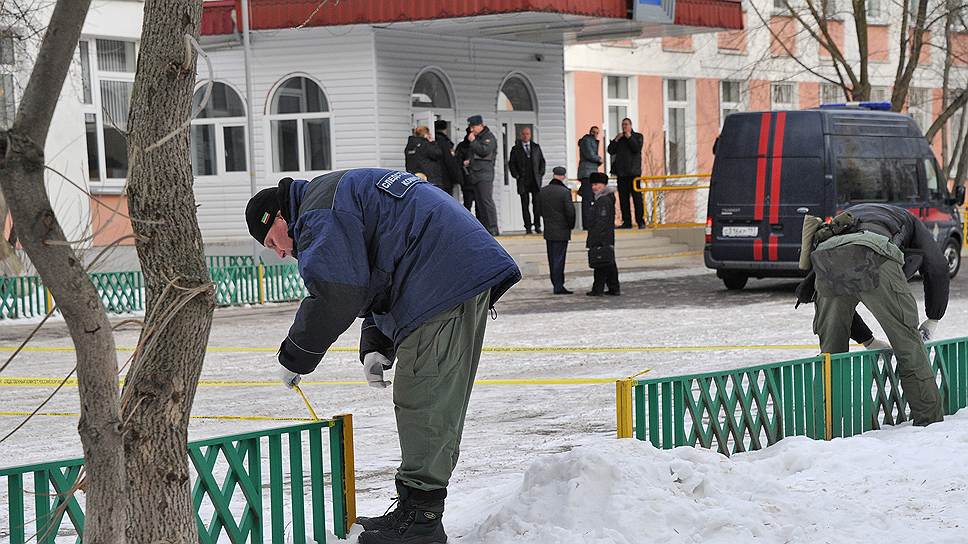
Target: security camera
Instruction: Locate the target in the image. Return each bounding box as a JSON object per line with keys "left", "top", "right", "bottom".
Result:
{"left": 533, "top": 53, "right": 544, "bottom": 62}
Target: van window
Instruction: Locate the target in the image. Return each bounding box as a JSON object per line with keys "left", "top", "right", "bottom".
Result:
{"left": 836, "top": 158, "right": 919, "bottom": 203}
{"left": 924, "top": 158, "right": 943, "bottom": 201}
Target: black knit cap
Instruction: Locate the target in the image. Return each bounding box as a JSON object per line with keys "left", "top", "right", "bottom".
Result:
{"left": 589, "top": 172, "right": 609, "bottom": 184}
{"left": 246, "top": 178, "right": 293, "bottom": 244}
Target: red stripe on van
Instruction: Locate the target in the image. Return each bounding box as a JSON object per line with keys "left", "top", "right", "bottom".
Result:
{"left": 768, "top": 234, "right": 779, "bottom": 261}
{"left": 753, "top": 238, "right": 763, "bottom": 261}
{"left": 769, "top": 112, "right": 787, "bottom": 225}
{"left": 754, "top": 112, "right": 771, "bottom": 221}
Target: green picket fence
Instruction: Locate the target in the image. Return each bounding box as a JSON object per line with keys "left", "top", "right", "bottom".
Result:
{"left": 0, "top": 416, "right": 357, "bottom": 543}
{"left": 617, "top": 337, "right": 968, "bottom": 456}
{"left": 0, "top": 258, "right": 308, "bottom": 320}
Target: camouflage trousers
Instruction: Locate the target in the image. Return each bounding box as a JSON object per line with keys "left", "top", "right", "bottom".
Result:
{"left": 811, "top": 243, "right": 943, "bottom": 426}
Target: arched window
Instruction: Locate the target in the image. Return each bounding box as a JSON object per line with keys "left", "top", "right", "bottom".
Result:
{"left": 269, "top": 76, "right": 332, "bottom": 173}
{"left": 498, "top": 76, "right": 535, "bottom": 112}
{"left": 190, "top": 82, "right": 247, "bottom": 177}
{"left": 411, "top": 71, "right": 452, "bottom": 109}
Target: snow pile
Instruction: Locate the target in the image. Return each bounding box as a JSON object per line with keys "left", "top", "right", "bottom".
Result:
{"left": 463, "top": 414, "right": 968, "bottom": 543}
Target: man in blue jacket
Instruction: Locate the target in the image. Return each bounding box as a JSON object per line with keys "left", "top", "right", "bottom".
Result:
{"left": 244, "top": 169, "right": 521, "bottom": 544}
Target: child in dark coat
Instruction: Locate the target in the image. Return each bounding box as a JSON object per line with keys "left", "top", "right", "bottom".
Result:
{"left": 586, "top": 172, "right": 620, "bottom": 296}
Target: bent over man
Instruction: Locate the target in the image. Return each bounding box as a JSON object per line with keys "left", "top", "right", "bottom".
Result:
{"left": 244, "top": 169, "right": 521, "bottom": 544}
{"left": 799, "top": 203, "right": 947, "bottom": 426}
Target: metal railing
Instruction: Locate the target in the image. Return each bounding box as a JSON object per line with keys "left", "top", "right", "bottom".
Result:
{"left": 0, "top": 259, "right": 307, "bottom": 320}
{"left": 616, "top": 337, "right": 968, "bottom": 455}
{"left": 633, "top": 173, "right": 710, "bottom": 229}
{"left": 0, "top": 414, "right": 357, "bottom": 543}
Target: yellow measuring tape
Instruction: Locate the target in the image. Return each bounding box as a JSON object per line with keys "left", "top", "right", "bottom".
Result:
{"left": 0, "top": 411, "right": 316, "bottom": 422}
{"left": 293, "top": 385, "right": 319, "bottom": 421}
{"left": 0, "top": 343, "right": 826, "bottom": 354}
{"left": 0, "top": 376, "right": 619, "bottom": 388}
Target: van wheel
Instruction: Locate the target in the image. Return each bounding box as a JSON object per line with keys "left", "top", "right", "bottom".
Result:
{"left": 722, "top": 272, "right": 749, "bottom": 290}
{"left": 944, "top": 238, "right": 962, "bottom": 278}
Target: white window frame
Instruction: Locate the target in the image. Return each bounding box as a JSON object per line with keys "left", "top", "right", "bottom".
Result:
{"left": 908, "top": 87, "right": 932, "bottom": 134}
{"left": 720, "top": 80, "right": 746, "bottom": 127}
{"left": 866, "top": 0, "right": 885, "bottom": 22}
{"left": 603, "top": 75, "right": 634, "bottom": 140}
{"left": 664, "top": 78, "right": 693, "bottom": 175}
{"left": 80, "top": 37, "right": 138, "bottom": 193}
{"left": 190, "top": 81, "right": 248, "bottom": 178}
{"left": 771, "top": 82, "right": 798, "bottom": 110}
{"left": 266, "top": 74, "right": 334, "bottom": 175}
{"left": 820, "top": 83, "right": 844, "bottom": 104}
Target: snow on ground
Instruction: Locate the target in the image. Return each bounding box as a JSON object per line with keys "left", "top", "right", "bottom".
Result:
{"left": 1, "top": 260, "right": 967, "bottom": 542}
{"left": 449, "top": 413, "right": 968, "bottom": 543}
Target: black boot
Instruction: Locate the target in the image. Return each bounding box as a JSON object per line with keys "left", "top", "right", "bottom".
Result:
{"left": 358, "top": 485, "right": 447, "bottom": 544}
{"left": 357, "top": 481, "right": 409, "bottom": 532}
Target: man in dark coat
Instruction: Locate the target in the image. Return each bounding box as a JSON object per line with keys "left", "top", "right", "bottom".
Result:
{"left": 797, "top": 203, "right": 948, "bottom": 426}
{"left": 466, "top": 115, "right": 499, "bottom": 235}
{"left": 577, "top": 126, "right": 602, "bottom": 230}
{"left": 454, "top": 127, "right": 476, "bottom": 213}
{"left": 434, "top": 119, "right": 460, "bottom": 197}
{"left": 539, "top": 166, "right": 576, "bottom": 294}
{"left": 244, "top": 169, "right": 521, "bottom": 544}
{"left": 606, "top": 117, "right": 645, "bottom": 229}
{"left": 508, "top": 126, "right": 546, "bottom": 234}
{"left": 586, "top": 172, "right": 620, "bottom": 296}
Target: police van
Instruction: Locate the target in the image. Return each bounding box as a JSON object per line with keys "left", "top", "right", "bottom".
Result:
{"left": 704, "top": 104, "right": 966, "bottom": 290}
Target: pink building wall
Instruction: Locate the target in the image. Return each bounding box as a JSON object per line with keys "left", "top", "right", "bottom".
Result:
{"left": 637, "top": 75, "right": 666, "bottom": 176}
{"left": 695, "top": 78, "right": 719, "bottom": 173}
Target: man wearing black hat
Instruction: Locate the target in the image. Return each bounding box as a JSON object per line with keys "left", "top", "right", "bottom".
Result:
{"left": 465, "top": 115, "right": 499, "bottom": 235}
{"left": 586, "top": 172, "right": 620, "bottom": 296}
{"left": 539, "top": 166, "right": 575, "bottom": 294}
{"left": 244, "top": 169, "right": 521, "bottom": 544}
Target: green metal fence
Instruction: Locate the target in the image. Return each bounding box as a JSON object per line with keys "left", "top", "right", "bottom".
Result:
{"left": 0, "top": 258, "right": 308, "bottom": 320}
{"left": 0, "top": 416, "right": 357, "bottom": 543}
{"left": 619, "top": 337, "right": 968, "bottom": 455}
{"left": 829, "top": 337, "right": 968, "bottom": 438}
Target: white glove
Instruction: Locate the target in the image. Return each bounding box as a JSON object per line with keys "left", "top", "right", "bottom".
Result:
{"left": 279, "top": 366, "right": 302, "bottom": 389}
{"left": 918, "top": 319, "right": 939, "bottom": 342}
{"left": 363, "top": 352, "right": 392, "bottom": 388}
{"left": 862, "top": 337, "right": 892, "bottom": 352}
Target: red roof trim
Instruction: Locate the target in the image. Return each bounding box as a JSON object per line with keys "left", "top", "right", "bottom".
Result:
{"left": 201, "top": 0, "right": 743, "bottom": 36}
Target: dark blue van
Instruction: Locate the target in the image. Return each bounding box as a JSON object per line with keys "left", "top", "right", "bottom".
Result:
{"left": 705, "top": 107, "right": 966, "bottom": 290}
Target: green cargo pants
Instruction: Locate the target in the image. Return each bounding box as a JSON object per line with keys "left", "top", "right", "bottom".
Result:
{"left": 812, "top": 244, "right": 943, "bottom": 426}
{"left": 392, "top": 290, "right": 490, "bottom": 491}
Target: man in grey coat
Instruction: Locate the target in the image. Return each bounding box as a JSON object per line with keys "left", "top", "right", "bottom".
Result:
{"left": 539, "top": 166, "right": 576, "bottom": 294}
{"left": 577, "top": 126, "right": 602, "bottom": 230}
{"left": 465, "top": 115, "right": 499, "bottom": 235}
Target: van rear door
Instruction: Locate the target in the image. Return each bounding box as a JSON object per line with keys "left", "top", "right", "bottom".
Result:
{"left": 709, "top": 111, "right": 825, "bottom": 266}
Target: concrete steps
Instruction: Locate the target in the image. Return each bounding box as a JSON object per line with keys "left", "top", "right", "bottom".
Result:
{"left": 497, "top": 228, "right": 700, "bottom": 276}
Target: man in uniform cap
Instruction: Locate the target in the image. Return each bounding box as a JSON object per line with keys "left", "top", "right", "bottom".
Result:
{"left": 539, "top": 166, "right": 576, "bottom": 294}
{"left": 464, "top": 115, "right": 499, "bottom": 235}
{"left": 244, "top": 169, "right": 521, "bottom": 543}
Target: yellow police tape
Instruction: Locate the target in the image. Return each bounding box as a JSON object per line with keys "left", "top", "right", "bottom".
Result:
{"left": 0, "top": 343, "right": 824, "bottom": 354}
{"left": 0, "top": 377, "right": 618, "bottom": 387}
{"left": 0, "top": 411, "right": 317, "bottom": 422}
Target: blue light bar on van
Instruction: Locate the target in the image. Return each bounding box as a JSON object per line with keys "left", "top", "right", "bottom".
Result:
{"left": 819, "top": 101, "right": 892, "bottom": 111}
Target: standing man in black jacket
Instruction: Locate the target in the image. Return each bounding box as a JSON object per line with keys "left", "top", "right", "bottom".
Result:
{"left": 508, "top": 126, "right": 546, "bottom": 234}
{"left": 454, "top": 127, "right": 476, "bottom": 214}
{"left": 434, "top": 120, "right": 460, "bottom": 198}
{"left": 607, "top": 117, "right": 645, "bottom": 229}
{"left": 577, "top": 126, "right": 603, "bottom": 230}
{"left": 798, "top": 204, "right": 948, "bottom": 426}
{"left": 586, "top": 172, "right": 620, "bottom": 296}
{"left": 539, "top": 166, "right": 576, "bottom": 294}
{"left": 466, "top": 115, "right": 499, "bottom": 235}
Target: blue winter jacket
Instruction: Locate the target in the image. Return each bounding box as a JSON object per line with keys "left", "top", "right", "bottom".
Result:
{"left": 278, "top": 168, "right": 521, "bottom": 374}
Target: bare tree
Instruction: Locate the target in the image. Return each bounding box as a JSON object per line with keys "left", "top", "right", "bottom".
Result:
{"left": 0, "top": 1, "right": 129, "bottom": 542}
{"left": 120, "top": 0, "right": 215, "bottom": 540}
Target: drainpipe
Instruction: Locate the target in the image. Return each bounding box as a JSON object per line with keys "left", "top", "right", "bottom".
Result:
{"left": 241, "top": 0, "right": 259, "bottom": 260}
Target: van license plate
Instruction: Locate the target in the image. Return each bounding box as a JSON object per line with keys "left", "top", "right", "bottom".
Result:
{"left": 722, "top": 226, "right": 758, "bottom": 237}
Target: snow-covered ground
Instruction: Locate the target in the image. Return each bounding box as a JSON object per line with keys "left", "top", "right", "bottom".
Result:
{"left": 1, "top": 261, "right": 966, "bottom": 542}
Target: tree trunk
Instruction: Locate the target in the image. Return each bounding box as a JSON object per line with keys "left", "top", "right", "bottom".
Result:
{"left": 121, "top": 0, "right": 214, "bottom": 541}
{"left": 0, "top": 1, "right": 128, "bottom": 542}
